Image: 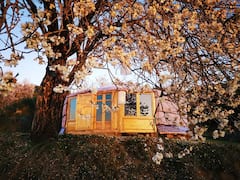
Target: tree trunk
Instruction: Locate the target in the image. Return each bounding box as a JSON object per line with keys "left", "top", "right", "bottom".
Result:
{"left": 31, "top": 68, "right": 68, "bottom": 142}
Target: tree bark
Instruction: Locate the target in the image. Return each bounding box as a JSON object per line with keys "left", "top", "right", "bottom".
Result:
{"left": 31, "top": 67, "right": 68, "bottom": 142}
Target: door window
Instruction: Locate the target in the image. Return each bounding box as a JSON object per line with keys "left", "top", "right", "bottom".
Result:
{"left": 140, "top": 94, "right": 152, "bottom": 116}
{"left": 69, "top": 97, "right": 77, "bottom": 120}
{"left": 96, "top": 93, "right": 112, "bottom": 121}
{"left": 96, "top": 95, "right": 103, "bottom": 121}
{"left": 105, "top": 94, "right": 112, "bottom": 121}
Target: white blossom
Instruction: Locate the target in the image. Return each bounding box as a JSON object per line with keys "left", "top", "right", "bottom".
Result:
{"left": 157, "top": 144, "right": 164, "bottom": 151}
{"left": 53, "top": 84, "right": 69, "bottom": 93}
{"left": 165, "top": 152, "right": 173, "bottom": 158}
{"left": 152, "top": 152, "right": 163, "bottom": 165}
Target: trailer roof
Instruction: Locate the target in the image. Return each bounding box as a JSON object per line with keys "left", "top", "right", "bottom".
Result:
{"left": 67, "top": 85, "right": 155, "bottom": 98}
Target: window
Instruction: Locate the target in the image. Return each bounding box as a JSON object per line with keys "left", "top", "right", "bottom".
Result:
{"left": 125, "top": 93, "right": 136, "bottom": 116}
{"left": 97, "top": 94, "right": 103, "bottom": 100}
{"left": 140, "top": 94, "right": 152, "bottom": 116}
{"left": 105, "top": 94, "right": 112, "bottom": 121}
{"left": 96, "top": 95, "right": 103, "bottom": 121}
{"left": 124, "top": 93, "right": 152, "bottom": 116}
{"left": 96, "top": 93, "right": 112, "bottom": 121}
{"left": 69, "top": 97, "right": 77, "bottom": 120}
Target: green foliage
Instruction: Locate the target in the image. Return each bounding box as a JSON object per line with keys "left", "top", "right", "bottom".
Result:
{"left": 0, "top": 133, "right": 239, "bottom": 179}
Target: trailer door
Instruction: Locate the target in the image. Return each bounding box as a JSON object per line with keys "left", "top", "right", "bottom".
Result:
{"left": 76, "top": 93, "right": 93, "bottom": 130}
{"left": 96, "top": 93, "right": 112, "bottom": 130}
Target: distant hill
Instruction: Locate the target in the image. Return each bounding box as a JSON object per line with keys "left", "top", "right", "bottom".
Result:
{"left": 0, "top": 97, "right": 35, "bottom": 132}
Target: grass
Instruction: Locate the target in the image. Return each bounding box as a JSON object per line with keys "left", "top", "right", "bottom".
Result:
{"left": 0, "top": 132, "right": 240, "bottom": 179}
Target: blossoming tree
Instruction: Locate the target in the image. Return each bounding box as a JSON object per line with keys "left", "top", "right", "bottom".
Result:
{"left": 0, "top": 0, "right": 239, "bottom": 141}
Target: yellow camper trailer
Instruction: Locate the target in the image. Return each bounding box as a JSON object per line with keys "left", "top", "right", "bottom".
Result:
{"left": 60, "top": 86, "right": 188, "bottom": 136}
{"left": 61, "top": 86, "right": 157, "bottom": 135}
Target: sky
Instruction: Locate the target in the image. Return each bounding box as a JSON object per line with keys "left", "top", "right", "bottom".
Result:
{"left": 3, "top": 55, "right": 46, "bottom": 85}
{"left": 0, "top": 8, "right": 47, "bottom": 85}
{"left": 1, "top": 51, "right": 125, "bottom": 87}
{"left": 2, "top": 58, "right": 115, "bottom": 86}
{"left": 1, "top": 41, "right": 115, "bottom": 86}
{"left": 1, "top": 46, "right": 45, "bottom": 85}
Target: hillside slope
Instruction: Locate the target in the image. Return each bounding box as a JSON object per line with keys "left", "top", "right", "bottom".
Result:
{"left": 0, "top": 133, "right": 240, "bottom": 179}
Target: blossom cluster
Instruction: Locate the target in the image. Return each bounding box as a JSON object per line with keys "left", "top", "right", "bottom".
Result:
{"left": 212, "top": 130, "right": 225, "bottom": 139}
{"left": 21, "top": 16, "right": 65, "bottom": 59}
{"left": 49, "top": 64, "right": 70, "bottom": 82}
{"left": 4, "top": 52, "right": 23, "bottom": 67}
{"left": 53, "top": 84, "right": 69, "bottom": 93}
{"left": 73, "top": 0, "right": 95, "bottom": 18}
{"left": 152, "top": 152, "right": 163, "bottom": 165}
{"left": 152, "top": 138, "right": 173, "bottom": 165}
{"left": 0, "top": 71, "right": 16, "bottom": 95}
{"left": 177, "top": 146, "right": 193, "bottom": 159}
{"left": 35, "top": 10, "right": 51, "bottom": 25}
{"left": 67, "top": 24, "right": 83, "bottom": 35}
{"left": 112, "top": 80, "right": 152, "bottom": 93}
{"left": 152, "top": 138, "right": 164, "bottom": 165}
{"left": 191, "top": 125, "right": 207, "bottom": 142}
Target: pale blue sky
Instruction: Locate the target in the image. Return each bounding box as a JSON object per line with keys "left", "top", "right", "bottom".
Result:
{"left": 2, "top": 52, "right": 124, "bottom": 86}
{"left": 0, "top": 8, "right": 47, "bottom": 85}
{"left": 3, "top": 57, "right": 46, "bottom": 85}
{"left": 2, "top": 58, "right": 114, "bottom": 86}
{"left": 1, "top": 45, "right": 46, "bottom": 85}
{"left": 1, "top": 42, "right": 116, "bottom": 86}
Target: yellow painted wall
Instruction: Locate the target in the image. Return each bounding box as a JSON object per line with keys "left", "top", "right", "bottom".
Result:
{"left": 122, "top": 117, "right": 156, "bottom": 133}
{"left": 76, "top": 93, "right": 93, "bottom": 130}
